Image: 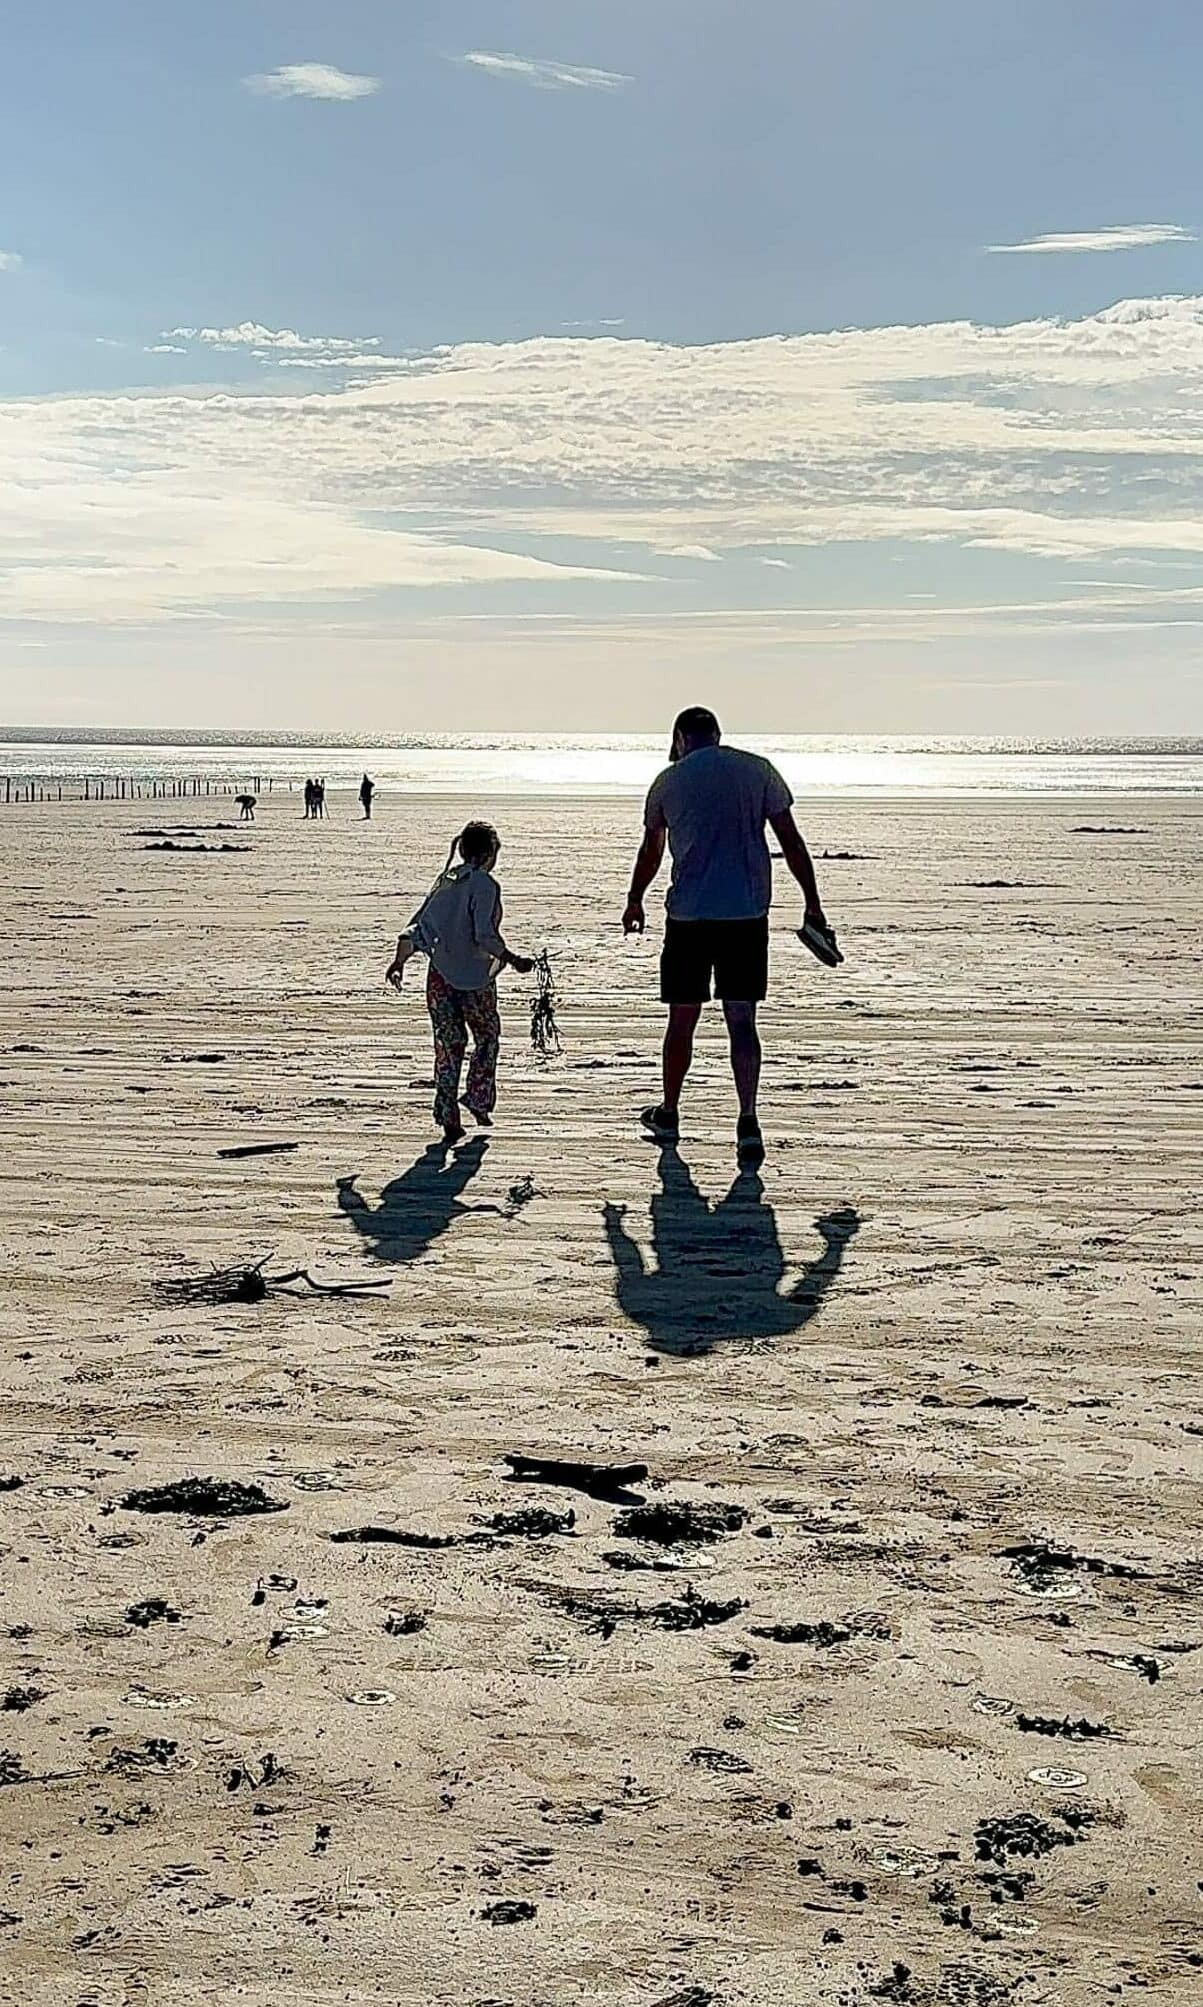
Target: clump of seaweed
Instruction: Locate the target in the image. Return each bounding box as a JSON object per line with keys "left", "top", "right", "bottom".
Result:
{"left": 122, "top": 1477, "right": 287, "bottom": 1518}
{"left": 157, "top": 1258, "right": 389, "bottom": 1305}
{"left": 530, "top": 951, "right": 562, "bottom": 1057}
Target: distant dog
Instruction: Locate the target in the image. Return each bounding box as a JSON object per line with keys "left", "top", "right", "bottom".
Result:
{"left": 236, "top": 794, "right": 257, "bottom": 821}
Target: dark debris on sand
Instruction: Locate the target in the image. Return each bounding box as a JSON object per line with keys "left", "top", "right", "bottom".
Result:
{"left": 751, "top": 1613, "right": 892, "bottom": 1647}
{"left": 1001, "top": 1540, "right": 1147, "bottom": 1589}
{"left": 1014, "top": 1713, "right": 1111, "bottom": 1740}
{"left": 503, "top": 1452, "right": 648, "bottom": 1502}
{"left": 124, "top": 1597, "right": 182, "bottom": 1629}
{"left": 688, "top": 1747, "right": 752, "bottom": 1775}
{"left": 525, "top": 1579, "right": 744, "bottom": 1639}
{"left": 121, "top": 1477, "right": 287, "bottom": 1518}
{"left": 480, "top": 1899, "right": 537, "bottom": 1926}
{"left": 330, "top": 1525, "right": 490, "bottom": 1550}
{"left": 104, "top": 1739, "right": 179, "bottom": 1774}
{"left": 383, "top": 1610, "right": 428, "bottom": 1636}
{"left": 612, "top": 1501, "right": 747, "bottom": 1546}
{"left": 2, "top": 1688, "right": 46, "bottom": 1714}
{"left": 477, "top": 1506, "right": 576, "bottom": 1540}
{"left": 974, "top": 1807, "right": 1095, "bottom": 1866}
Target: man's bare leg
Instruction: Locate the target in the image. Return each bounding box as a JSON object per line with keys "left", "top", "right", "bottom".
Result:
{"left": 662, "top": 1003, "right": 702, "bottom": 1114}
{"left": 723, "top": 1000, "right": 762, "bottom": 1121}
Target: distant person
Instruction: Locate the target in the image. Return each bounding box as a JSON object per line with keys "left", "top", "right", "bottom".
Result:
{"left": 360, "top": 773, "right": 375, "bottom": 820}
{"left": 314, "top": 778, "right": 326, "bottom": 819}
{"left": 236, "top": 793, "right": 256, "bottom": 821}
{"left": 386, "top": 821, "right": 534, "bottom": 1144}
{"left": 622, "top": 705, "right": 838, "bottom": 1160}
{"left": 303, "top": 778, "right": 316, "bottom": 819}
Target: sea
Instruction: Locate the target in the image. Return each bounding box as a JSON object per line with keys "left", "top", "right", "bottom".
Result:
{"left": 0, "top": 731, "right": 1201, "bottom": 799}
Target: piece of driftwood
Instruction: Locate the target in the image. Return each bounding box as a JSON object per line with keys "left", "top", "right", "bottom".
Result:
{"left": 503, "top": 1453, "right": 648, "bottom": 1503}
{"left": 157, "top": 1258, "right": 390, "bottom": 1306}
{"left": 217, "top": 1142, "right": 299, "bottom": 1160}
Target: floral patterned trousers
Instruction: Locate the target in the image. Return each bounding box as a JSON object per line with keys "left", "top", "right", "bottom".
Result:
{"left": 426, "top": 966, "right": 501, "bottom": 1127}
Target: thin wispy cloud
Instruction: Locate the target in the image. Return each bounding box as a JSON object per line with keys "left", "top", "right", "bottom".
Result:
{"left": 0, "top": 251, "right": 23, "bottom": 272}
{"left": 164, "top": 321, "right": 379, "bottom": 357}
{"left": 666, "top": 544, "right": 722, "bottom": 562}
{"left": 161, "top": 321, "right": 391, "bottom": 369}
{"left": 243, "top": 64, "right": 380, "bottom": 102}
{"left": 458, "top": 51, "right": 631, "bottom": 92}
{"left": 987, "top": 222, "right": 1194, "bottom": 255}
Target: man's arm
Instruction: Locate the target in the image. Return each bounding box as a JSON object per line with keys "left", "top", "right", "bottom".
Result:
{"left": 769, "top": 807, "right": 826, "bottom": 921}
{"left": 622, "top": 823, "right": 666, "bottom": 934}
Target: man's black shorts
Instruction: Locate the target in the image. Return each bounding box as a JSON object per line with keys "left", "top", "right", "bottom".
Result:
{"left": 660, "top": 915, "right": 769, "bottom": 1005}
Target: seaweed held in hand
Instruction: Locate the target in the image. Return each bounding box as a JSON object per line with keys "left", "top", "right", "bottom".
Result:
{"left": 530, "top": 950, "right": 562, "bottom": 1057}
{"left": 121, "top": 1477, "right": 287, "bottom": 1518}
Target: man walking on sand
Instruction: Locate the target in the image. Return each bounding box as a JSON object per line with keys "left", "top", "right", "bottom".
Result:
{"left": 622, "top": 706, "right": 837, "bottom": 1161}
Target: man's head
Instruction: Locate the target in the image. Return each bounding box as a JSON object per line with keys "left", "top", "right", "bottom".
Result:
{"left": 670, "top": 705, "right": 722, "bottom": 764}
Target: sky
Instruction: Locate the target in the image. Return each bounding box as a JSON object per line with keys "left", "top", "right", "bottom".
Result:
{"left": 3, "top": 0, "right": 1203, "bottom": 734}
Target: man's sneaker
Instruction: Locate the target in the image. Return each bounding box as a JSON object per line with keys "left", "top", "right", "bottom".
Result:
{"left": 640, "top": 1104, "right": 680, "bottom": 1142}
{"left": 798, "top": 916, "right": 844, "bottom": 968}
{"left": 736, "top": 1114, "right": 765, "bottom": 1162}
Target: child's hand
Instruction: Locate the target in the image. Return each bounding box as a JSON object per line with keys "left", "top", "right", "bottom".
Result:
{"left": 509, "top": 953, "right": 535, "bottom": 975}
{"left": 385, "top": 959, "right": 405, "bottom": 990}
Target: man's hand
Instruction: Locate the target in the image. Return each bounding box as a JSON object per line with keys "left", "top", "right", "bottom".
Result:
{"left": 508, "top": 953, "right": 535, "bottom": 975}
{"left": 804, "top": 900, "right": 828, "bottom": 931}
{"left": 622, "top": 899, "right": 646, "bottom": 935}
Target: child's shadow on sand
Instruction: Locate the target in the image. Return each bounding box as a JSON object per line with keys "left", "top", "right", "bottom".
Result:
{"left": 336, "top": 1136, "right": 493, "bottom": 1263}
{"left": 604, "top": 1145, "right": 860, "bottom": 1356}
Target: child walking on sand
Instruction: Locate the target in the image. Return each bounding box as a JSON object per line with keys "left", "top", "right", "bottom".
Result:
{"left": 386, "top": 822, "right": 533, "bottom": 1143}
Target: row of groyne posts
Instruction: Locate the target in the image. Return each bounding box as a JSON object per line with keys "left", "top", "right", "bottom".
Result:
{"left": 1, "top": 775, "right": 281, "bottom": 804}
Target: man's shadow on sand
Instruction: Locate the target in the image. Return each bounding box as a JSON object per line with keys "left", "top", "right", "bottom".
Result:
{"left": 336, "top": 1135, "right": 494, "bottom": 1263}
{"left": 604, "top": 1145, "right": 860, "bottom": 1357}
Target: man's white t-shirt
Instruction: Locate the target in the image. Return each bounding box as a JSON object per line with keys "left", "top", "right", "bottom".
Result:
{"left": 644, "top": 743, "right": 793, "bottom": 922}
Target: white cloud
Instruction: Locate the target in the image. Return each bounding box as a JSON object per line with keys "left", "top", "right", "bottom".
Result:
{"left": 458, "top": 51, "right": 631, "bottom": 91}
{"left": 146, "top": 343, "right": 187, "bottom": 355}
{"left": 243, "top": 64, "right": 380, "bottom": 102}
{"left": 166, "top": 322, "right": 381, "bottom": 361}
{"left": 987, "top": 223, "right": 1195, "bottom": 255}
{"left": 14, "top": 294, "right": 1203, "bottom": 624}
{"left": 758, "top": 557, "right": 792, "bottom": 569}
{"left": 665, "top": 544, "right": 722, "bottom": 561}
{"left": 0, "top": 251, "right": 22, "bottom": 272}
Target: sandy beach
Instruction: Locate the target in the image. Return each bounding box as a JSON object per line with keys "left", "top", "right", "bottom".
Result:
{"left": 0, "top": 787, "right": 1200, "bottom": 2007}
